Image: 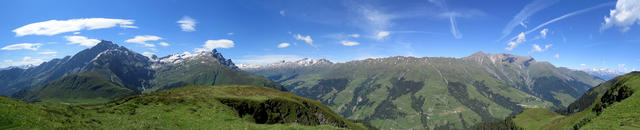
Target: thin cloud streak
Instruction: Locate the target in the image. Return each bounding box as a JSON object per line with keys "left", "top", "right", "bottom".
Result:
{"left": 499, "top": 0, "right": 559, "bottom": 41}
{"left": 506, "top": 2, "right": 615, "bottom": 42}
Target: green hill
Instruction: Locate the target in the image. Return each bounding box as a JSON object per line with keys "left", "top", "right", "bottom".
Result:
{"left": 0, "top": 85, "right": 367, "bottom": 129}
{"left": 473, "top": 72, "right": 640, "bottom": 129}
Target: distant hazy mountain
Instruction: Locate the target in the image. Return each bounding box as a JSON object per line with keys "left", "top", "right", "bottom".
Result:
{"left": 5, "top": 40, "right": 284, "bottom": 103}
{"left": 580, "top": 68, "right": 626, "bottom": 80}
{"left": 243, "top": 52, "right": 604, "bottom": 129}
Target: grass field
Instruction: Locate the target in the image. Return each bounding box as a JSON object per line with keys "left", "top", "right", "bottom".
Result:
{"left": 0, "top": 85, "right": 367, "bottom": 129}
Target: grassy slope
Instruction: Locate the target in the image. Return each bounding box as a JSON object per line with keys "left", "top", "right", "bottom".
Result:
{"left": 0, "top": 85, "right": 365, "bottom": 129}
{"left": 511, "top": 108, "right": 564, "bottom": 130}
{"left": 13, "top": 72, "right": 137, "bottom": 104}
{"left": 508, "top": 72, "right": 640, "bottom": 130}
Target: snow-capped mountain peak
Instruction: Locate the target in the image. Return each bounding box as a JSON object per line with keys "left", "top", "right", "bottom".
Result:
{"left": 237, "top": 58, "right": 332, "bottom": 69}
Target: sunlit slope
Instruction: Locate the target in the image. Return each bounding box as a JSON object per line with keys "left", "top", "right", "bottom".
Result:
{"left": 0, "top": 85, "right": 367, "bottom": 129}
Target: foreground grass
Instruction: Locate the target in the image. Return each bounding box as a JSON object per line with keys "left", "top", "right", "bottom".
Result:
{"left": 511, "top": 108, "right": 564, "bottom": 130}
{"left": 0, "top": 85, "right": 366, "bottom": 129}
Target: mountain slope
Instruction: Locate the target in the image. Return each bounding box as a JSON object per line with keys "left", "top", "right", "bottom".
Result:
{"left": 6, "top": 40, "right": 284, "bottom": 103}
{"left": 0, "top": 85, "right": 366, "bottom": 129}
{"left": 243, "top": 52, "right": 603, "bottom": 129}
{"left": 0, "top": 41, "right": 123, "bottom": 96}
{"left": 476, "top": 71, "right": 640, "bottom": 129}
{"left": 12, "top": 72, "right": 137, "bottom": 104}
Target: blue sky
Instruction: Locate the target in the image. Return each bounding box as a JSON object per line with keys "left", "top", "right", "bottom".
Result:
{"left": 1, "top": 0, "right": 639, "bottom": 72}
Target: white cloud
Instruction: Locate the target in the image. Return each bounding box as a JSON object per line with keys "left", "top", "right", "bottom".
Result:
{"left": 519, "top": 21, "right": 528, "bottom": 28}
{"left": 505, "top": 32, "right": 526, "bottom": 51}
{"left": 341, "top": 40, "right": 360, "bottom": 46}
{"left": 5, "top": 56, "right": 45, "bottom": 67}
{"left": 13, "top": 18, "right": 136, "bottom": 37}
{"left": 554, "top": 53, "right": 560, "bottom": 59}
{"left": 65, "top": 35, "right": 100, "bottom": 47}
{"left": 203, "top": 39, "right": 234, "bottom": 50}
{"left": 158, "top": 42, "right": 170, "bottom": 47}
{"left": 603, "top": 0, "right": 640, "bottom": 32}
{"left": 294, "top": 34, "right": 313, "bottom": 46}
{"left": 125, "top": 35, "right": 162, "bottom": 47}
{"left": 499, "top": 0, "right": 558, "bottom": 41}
{"left": 177, "top": 16, "right": 197, "bottom": 32}
{"left": 540, "top": 28, "right": 549, "bottom": 38}
{"left": 531, "top": 44, "right": 552, "bottom": 52}
{"left": 73, "top": 32, "right": 80, "bottom": 34}
{"left": 376, "top": 31, "right": 390, "bottom": 40}
{"left": 142, "top": 52, "right": 154, "bottom": 57}
{"left": 350, "top": 33, "right": 360, "bottom": 38}
{"left": 227, "top": 32, "right": 234, "bottom": 36}
{"left": 277, "top": 42, "right": 290, "bottom": 48}
{"left": 38, "top": 51, "right": 57, "bottom": 54}
{"left": 235, "top": 55, "right": 303, "bottom": 65}
{"left": 1, "top": 43, "right": 42, "bottom": 51}
{"left": 279, "top": 10, "right": 286, "bottom": 16}
{"left": 580, "top": 64, "right": 587, "bottom": 67}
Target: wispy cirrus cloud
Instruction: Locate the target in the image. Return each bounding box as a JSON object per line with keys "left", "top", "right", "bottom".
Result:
{"left": 429, "top": 0, "right": 486, "bottom": 39}
{"left": 499, "top": 0, "right": 559, "bottom": 41}
{"left": 504, "top": 2, "right": 614, "bottom": 50}
{"left": 13, "top": 18, "right": 137, "bottom": 37}
{"left": 1, "top": 43, "right": 42, "bottom": 51}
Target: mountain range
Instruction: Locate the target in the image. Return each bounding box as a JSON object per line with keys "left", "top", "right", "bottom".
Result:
{"left": 0, "top": 40, "right": 614, "bottom": 129}
{"left": 580, "top": 68, "right": 626, "bottom": 80}
{"left": 243, "top": 52, "right": 604, "bottom": 129}
{"left": 2, "top": 40, "right": 283, "bottom": 103}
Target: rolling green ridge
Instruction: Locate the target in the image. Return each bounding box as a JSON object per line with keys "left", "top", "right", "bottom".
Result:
{"left": 0, "top": 85, "right": 367, "bottom": 129}
{"left": 244, "top": 52, "right": 603, "bottom": 129}
{"left": 476, "top": 72, "right": 640, "bottom": 129}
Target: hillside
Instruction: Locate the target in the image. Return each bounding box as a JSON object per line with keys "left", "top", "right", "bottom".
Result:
{"left": 0, "top": 85, "right": 367, "bottom": 129}
{"left": 12, "top": 72, "right": 136, "bottom": 104}
{"left": 243, "top": 52, "right": 604, "bottom": 129}
{"left": 6, "top": 40, "right": 284, "bottom": 103}
{"left": 476, "top": 72, "right": 640, "bottom": 129}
